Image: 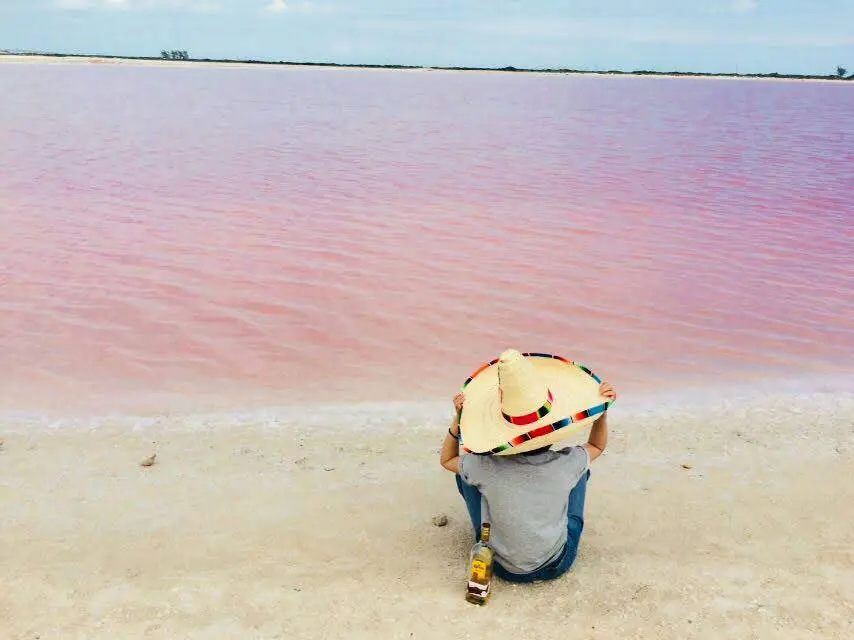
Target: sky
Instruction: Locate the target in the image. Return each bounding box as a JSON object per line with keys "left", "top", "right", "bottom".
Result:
{"left": 0, "top": 0, "right": 852, "bottom": 75}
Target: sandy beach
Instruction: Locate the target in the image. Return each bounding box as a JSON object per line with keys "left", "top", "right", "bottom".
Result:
{"left": 1, "top": 392, "right": 852, "bottom": 639}
{"left": 0, "top": 54, "right": 265, "bottom": 71}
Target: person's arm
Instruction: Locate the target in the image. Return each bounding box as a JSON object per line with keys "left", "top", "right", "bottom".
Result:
{"left": 440, "top": 393, "right": 464, "bottom": 474}
{"left": 584, "top": 412, "right": 608, "bottom": 462}
{"left": 584, "top": 381, "right": 616, "bottom": 463}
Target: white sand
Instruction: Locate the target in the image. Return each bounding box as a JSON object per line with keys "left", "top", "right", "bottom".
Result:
{"left": 0, "top": 54, "right": 263, "bottom": 71}
{"left": 1, "top": 392, "right": 852, "bottom": 639}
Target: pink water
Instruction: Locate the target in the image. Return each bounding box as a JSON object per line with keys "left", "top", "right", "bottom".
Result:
{"left": 1, "top": 63, "right": 852, "bottom": 415}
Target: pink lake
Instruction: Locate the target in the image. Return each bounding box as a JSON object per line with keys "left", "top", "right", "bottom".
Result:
{"left": 1, "top": 63, "right": 852, "bottom": 416}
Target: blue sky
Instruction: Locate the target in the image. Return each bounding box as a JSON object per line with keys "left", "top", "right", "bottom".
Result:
{"left": 0, "top": 1, "right": 852, "bottom": 74}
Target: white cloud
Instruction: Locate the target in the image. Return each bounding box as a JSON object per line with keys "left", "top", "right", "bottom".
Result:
{"left": 54, "top": 0, "right": 128, "bottom": 8}
{"left": 53, "top": 0, "right": 222, "bottom": 10}
{"left": 50, "top": 0, "right": 333, "bottom": 14}
{"left": 729, "top": 0, "right": 758, "bottom": 13}
{"left": 263, "top": 0, "right": 335, "bottom": 14}
{"left": 265, "top": 0, "right": 287, "bottom": 11}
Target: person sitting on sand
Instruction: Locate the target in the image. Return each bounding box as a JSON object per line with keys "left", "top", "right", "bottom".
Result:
{"left": 440, "top": 349, "right": 617, "bottom": 583}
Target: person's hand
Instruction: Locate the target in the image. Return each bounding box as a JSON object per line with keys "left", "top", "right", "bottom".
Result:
{"left": 448, "top": 392, "right": 466, "bottom": 439}
{"left": 453, "top": 392, "right": 465, "bottom": 413}
{"left": 599, "top": 381, "right": 617, "bottom": 402}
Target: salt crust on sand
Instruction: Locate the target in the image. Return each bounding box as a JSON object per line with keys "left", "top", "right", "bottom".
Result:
{"left": 1, "top": 392, "right": 852, "bottom": 639}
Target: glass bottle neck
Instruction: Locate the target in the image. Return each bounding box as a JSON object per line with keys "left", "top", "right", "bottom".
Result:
{"left": 481, "top": 524, "right": 491, "bottom": 543}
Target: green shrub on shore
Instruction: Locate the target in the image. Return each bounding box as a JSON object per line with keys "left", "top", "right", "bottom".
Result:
{"left": 161, "top": 50, "right": 189, "bottom": 61}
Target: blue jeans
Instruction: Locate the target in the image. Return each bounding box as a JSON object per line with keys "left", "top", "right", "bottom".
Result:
{"left": 455, "top": 469, "right": 589, "bottom": 583}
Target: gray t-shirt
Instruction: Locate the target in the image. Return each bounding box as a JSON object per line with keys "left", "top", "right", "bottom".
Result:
{"left": 459, "top": 445, "right": 589, "bottom": 574}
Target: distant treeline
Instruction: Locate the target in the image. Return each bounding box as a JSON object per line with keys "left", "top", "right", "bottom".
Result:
{"left": 160, "top": 50, "right": 189, "bottom": 60}
{"left": 5, "top": 51, "right": 853, "bottom": 81}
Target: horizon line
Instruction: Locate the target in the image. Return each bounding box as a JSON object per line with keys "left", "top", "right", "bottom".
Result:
{"left": 2, "top": 50, "right": 853, "bottom": 81}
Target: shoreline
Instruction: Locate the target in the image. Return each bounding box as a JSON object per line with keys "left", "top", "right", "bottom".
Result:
{"left": 1, "top": 390, "right": 852, "bottom": 638}
{"left": 2, "top": 53, "right": 852, "bottom": 84}
{"left": 2, "top": 371, "right": 853, "bottom": 433}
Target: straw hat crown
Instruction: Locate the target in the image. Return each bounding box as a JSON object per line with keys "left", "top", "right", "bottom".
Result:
{"left": 498, "top": 349, "right": 551, "bottom": 418}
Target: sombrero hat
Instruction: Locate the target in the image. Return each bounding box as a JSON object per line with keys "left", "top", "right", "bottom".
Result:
{"left": 459, "top": 349, "right": 612, "bottom": 456}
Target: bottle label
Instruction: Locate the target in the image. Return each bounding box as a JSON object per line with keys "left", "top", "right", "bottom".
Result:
{"left": 471, "top": 559, "right": 488, "bottom": 582}
{"left": 467, "top": 581, "right": 490, "bottom": 594}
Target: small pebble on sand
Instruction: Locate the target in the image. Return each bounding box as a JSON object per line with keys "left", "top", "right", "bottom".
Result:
{"left": 432, "top": 514, "right": 448, "bottom": 527}
{"left": 681, "top": 463, "right": 694, "bottom": 470}
{"left": 140, "top": 454, "right": 157, "bottom": 467}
